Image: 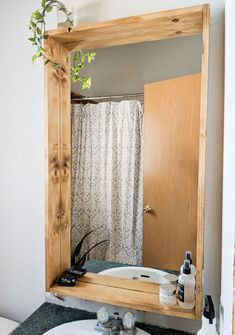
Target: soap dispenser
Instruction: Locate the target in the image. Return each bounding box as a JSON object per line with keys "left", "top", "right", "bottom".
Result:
{"left": 197, "top": 295, "right": 218, "bottom": 335}
{"left": 178, "top": 259, "right": 195, "bottom": 309}
{"left": 180, "top": 251, "right": 196, "bottom": 277}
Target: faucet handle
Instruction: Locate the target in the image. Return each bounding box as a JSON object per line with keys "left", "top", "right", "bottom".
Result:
{"left": 123, "top": 311, "right": 136, "bottom": 330}
{"left": 97, "top": 306, "right": 110, "bottom": 324}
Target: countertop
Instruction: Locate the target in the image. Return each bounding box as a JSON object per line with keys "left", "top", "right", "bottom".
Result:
{"left": 11, "top": 302, "right": 193, "bottom": 335}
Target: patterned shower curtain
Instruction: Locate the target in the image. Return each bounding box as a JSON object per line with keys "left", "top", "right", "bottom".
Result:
{"left": 71, "top": 100, "right": 144, "bottom": 265}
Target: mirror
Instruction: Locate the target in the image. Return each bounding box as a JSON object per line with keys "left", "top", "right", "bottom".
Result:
{"left": 45, "top": 5, "right": 210, "bottom": 319}
{"left": 70, "top": 36, "right": 202, "bottom": 279}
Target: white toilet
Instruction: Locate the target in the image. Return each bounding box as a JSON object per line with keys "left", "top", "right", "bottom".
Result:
{"left": 0, "top": 317, "right": 19, "bottom": 335}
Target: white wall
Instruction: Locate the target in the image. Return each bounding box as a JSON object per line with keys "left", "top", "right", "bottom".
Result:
{"left": 0, "top": 0, "right": 224, "bottom": 333}
{"left": 72, "top": 36, "right": 202, "bottom": 96}
{"left": 220, "top": 0, "right": 235, "bottom": 334}
{"left": 0, "top": 0, "right": 46, "bottom": 322}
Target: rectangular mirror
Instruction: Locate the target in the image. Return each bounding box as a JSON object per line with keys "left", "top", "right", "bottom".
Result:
{"left": 45, "top": 5, "right": 209, "bottom": 320}
{"left": 70, "top": 37, "right": 202, "bottom": 278}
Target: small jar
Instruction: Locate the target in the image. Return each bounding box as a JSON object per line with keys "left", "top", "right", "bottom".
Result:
{"left": 163, "top": 273, "right": 178, "bottom": 286}
{"left": 160, "top": 283, "right": 177, "bottom": 306}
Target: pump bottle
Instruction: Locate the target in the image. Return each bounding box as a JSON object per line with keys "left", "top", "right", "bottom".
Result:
{"left": 178, "top": 259, "right": 195, "bottom": 309}
{"left": 197, "top": 295, "right": 218, "bottom": 335}
{"left": 180, "top": 251, "right": 196, "bottom": 277}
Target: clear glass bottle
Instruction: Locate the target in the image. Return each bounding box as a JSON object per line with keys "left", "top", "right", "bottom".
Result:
{"left": 178, "top": 260, "right": 195, "bottom": 309}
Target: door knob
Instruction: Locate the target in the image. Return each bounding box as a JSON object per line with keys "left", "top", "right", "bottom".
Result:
{"left": 143, "top": 205, "right": 152, "bottom": 214}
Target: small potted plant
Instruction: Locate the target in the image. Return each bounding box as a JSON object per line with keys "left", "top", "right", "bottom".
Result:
{"left": 29, "top": 0, "right": 96, "bottom": 89}
{"left": 71, "top": 230, "right": 110, "bottom": 269}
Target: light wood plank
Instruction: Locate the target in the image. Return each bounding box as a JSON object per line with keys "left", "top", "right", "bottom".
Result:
{"left": 47, "top": 5, "right": 203, "bottom": 50}
{"left": 195, "top": 4, "right": 210, "bottom": 319}
{"left": 50, "top": 280, "right": 195, "bottom": 319}
{"left": 45, "top": 39, "right": 71, "bottom": 289}
{"left": 79, "top": 273, "right": 159, "bottom": 294}
{"left": 59, "top": 44, "right": 71, "bottom": 272}
{"left": 45, "top": 37, "right": 62, "bottom": 290}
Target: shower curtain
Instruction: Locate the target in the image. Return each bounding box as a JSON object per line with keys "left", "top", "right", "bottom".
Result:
{"left": 71, "top": 100, "right": 144, "bottom": 265}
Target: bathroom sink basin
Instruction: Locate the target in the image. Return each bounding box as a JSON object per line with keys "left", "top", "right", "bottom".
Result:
{"left": 43, "top": 319, "right": 150, "bottom": 334}
{"left": 99, "top": 266, "right": 168, "bottom": 284}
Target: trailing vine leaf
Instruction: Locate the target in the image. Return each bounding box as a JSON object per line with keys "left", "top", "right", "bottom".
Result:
{"left": 29, "top": 0, "right": 96, "bottom": 89}
{"left": 71, "top": 51, "right": 96, "bottom": 89}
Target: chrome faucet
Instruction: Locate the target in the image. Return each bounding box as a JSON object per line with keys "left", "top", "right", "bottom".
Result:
{"left": 95, "top": 308, "right": 136, "bottom": 335}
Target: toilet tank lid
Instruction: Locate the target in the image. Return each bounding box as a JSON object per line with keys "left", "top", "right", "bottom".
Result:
{"left": 0, "top": 317, "right": 19, "bottom": 335}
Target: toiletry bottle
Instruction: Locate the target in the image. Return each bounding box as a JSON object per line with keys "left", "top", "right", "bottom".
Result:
{"left": 180, "top": 251, "right": 197, "bottom": 277}
{"left": 178, "top": 259, "right": 195, "bottom": 309}
{"left": 197, "top": 295, "right": 218, "bottom": 335}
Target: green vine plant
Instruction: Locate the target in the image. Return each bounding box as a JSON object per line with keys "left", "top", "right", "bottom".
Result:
{"left": 29, "top": 0, "right": 96, "bottom": 89}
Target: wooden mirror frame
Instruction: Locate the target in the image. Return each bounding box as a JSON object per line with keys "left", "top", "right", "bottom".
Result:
{"left": 45, "top": 4, "right": 209, "bottom": 320}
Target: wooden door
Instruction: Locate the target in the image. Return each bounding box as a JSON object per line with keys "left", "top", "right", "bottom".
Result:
{"left": 143, "top": 73, "right": 201, "bottom": 271}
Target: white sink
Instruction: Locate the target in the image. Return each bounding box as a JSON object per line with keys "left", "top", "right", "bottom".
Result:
{"left": 43, "top": 319, "right": 150, "bottom": 334}
{"left": 99, "top": 266, "right": 168, "bottom": 284}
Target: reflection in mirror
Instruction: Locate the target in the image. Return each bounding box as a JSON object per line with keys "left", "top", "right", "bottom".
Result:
{"left": 70, "top": 37, "right": 202, "bottom": 281}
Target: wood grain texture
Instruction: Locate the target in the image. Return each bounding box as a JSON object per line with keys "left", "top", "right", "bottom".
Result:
{"left": 45, "top": 37, "right": 62, "bottom": 291}
{"left": 59, "top": 44, "right": 71, "bottom": 273}
{"left": 45, "top": 38, "right": 71, "bottom": 290}
{"left": 195, "top": 4, "right": 210, "bottom": 319}
{"left": 143, "top": 74, "right": 201, "bottom": 271}
{"left": 50, "top": 273, "right": 196, "bottom": 319}
{"left": 79, "top": 273, "right": 159, "bottom": 294}
{"left": 45, "top": 5, "right": 210, "bottom": 320}
{"left": 47, "top": 5, "right": 203, "bottom": 51}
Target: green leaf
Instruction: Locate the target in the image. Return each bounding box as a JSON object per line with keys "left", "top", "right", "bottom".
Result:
{"left": 46, "top": 5, "right": 53, "bottom": 13}
{"left": 28, "top": 37, "right": 35, "bottom": 42}
{"left": 74, "top": 64, "right": 82, "bottom": 72}
{"left": 32, "top": 54, "right": 38, "bottom": 63}
{"left": 33, "top": 10, "right": 42, "bottom": 20}
{"left": 35, "top": 48, "right": 42, "bottom": 58}
{"left": 86, "top": 77, "right": 92, "bottom": 88}
{"left": 72, "top": 75, "right": 78, "bottom": 82}
{"left": 58, "top": 5, "right": 66, "bottom": 13}
{"left": 80, "top": 53, "right": 85, "bottom": 63}
{"left": 73, "top": 52, "right": 79, "bottom": 64}
{"left": 44, "top": 59, "right": 50, "bottom": 65}
{"left": 43, "top": 34, "right": 49, "bottom": 39}
{"left": 41, "top": 0, "right": 46, "bottom": 8}
{"left": 87, "top": 51, "right": 96, "bottom": 63}
{"left": 81, "top": 77, "right": 92, "bottom": 90}
{"left": 36, "top": 27, "right": 41, "bottom": 35}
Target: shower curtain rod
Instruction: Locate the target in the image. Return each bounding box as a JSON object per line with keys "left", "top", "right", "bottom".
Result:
{"left": 71, "top": 92, "right": 144, "bottom": 101}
